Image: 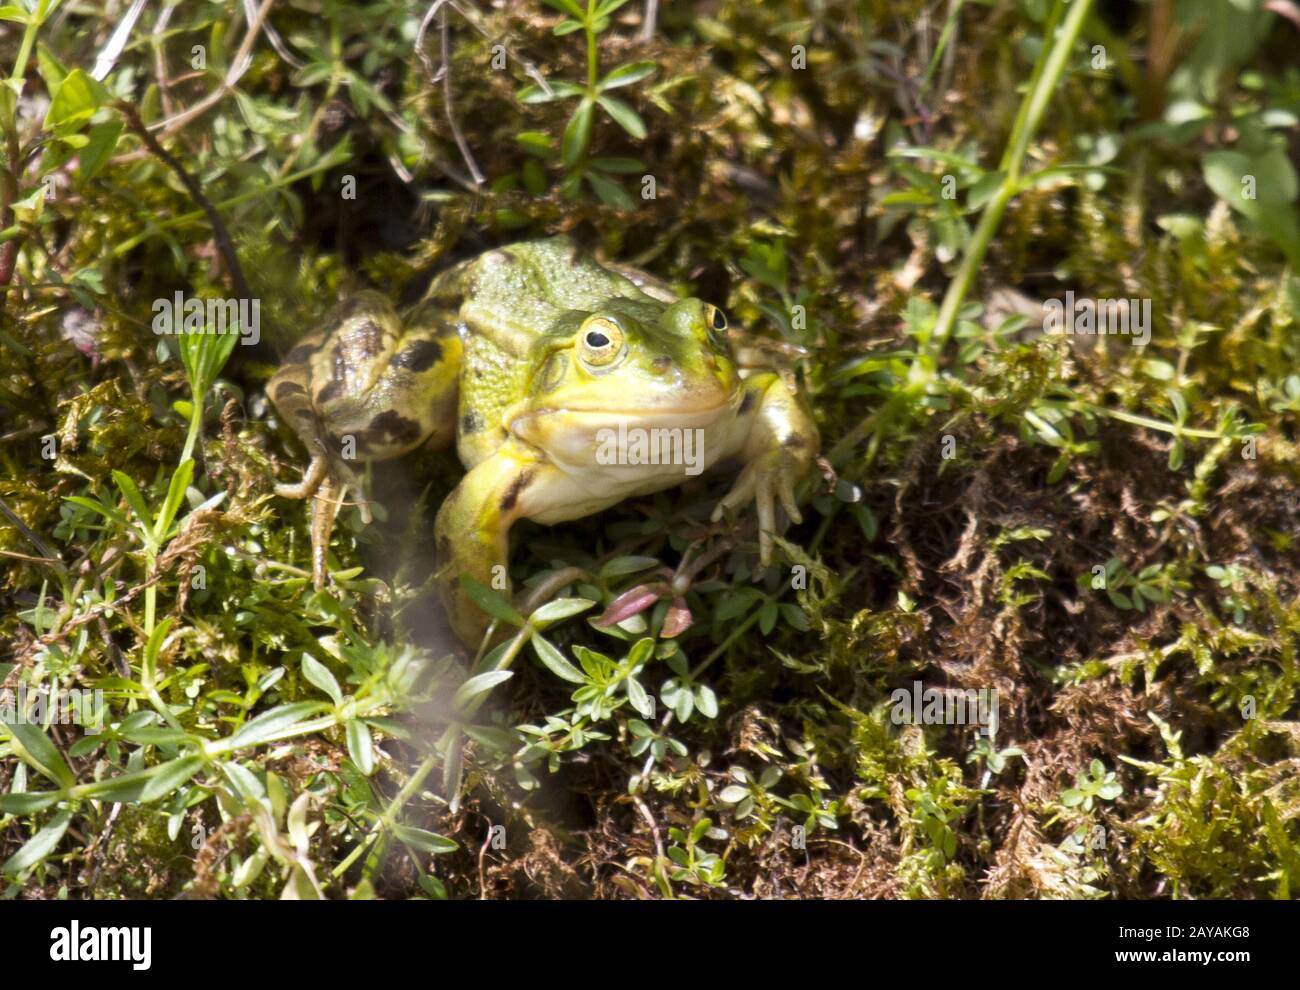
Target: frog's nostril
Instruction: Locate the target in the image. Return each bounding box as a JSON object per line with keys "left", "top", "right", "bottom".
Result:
{"left": 651, "top": 356, "right": 673, "bottom": 374}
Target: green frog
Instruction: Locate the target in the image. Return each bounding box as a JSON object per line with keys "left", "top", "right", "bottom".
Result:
{"left": 267, "top": 236, "right": 819, "bottom": 646}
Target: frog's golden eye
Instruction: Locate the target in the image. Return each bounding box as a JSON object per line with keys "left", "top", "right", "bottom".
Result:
{"left": 708, "top": 305, "right": 728, "bottom": 332}
{"left": 578, "top": 317, "right": 624, "bottom": 368}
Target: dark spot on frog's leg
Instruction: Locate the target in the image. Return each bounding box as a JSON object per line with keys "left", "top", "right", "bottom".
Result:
{"left": 737, "top": 390, "right": 756, "bottom": 415}
{"left": 461, "top": 410, "right": 484, "bottom": 434}
{"left": 499, "top": 469, "right": 536, "bottom": 513}
{"left": 366, "top": 410, "right": 424, "bottom": 447}
{"left": 275, "top": 381, "right": 307, "bottom": 401}
{"left": 392, "top": 338, "right": 444, "bottom": 372}
{"left": 498, "top": 249, "right": 519, "bottom": 264}
{"left": 315, "top": 380, "right": 342, "bottom": 405}
{"left": 782, "top": 434, "right": 808, "bottom": 450}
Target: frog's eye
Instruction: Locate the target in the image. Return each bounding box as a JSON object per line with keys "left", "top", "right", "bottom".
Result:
{"left": 578, "top": 317, "right": 625, "bottom": 368}
{"left": 704, "top": 305, "right": 729, "bottom": 347}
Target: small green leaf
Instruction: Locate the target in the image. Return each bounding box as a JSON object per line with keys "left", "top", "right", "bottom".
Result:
{"left": 626, "top": 637, "right": 654, "bottom": 668}
{"left": 596, "top": 94, "right": 646, "bottom": 138}
{"left": 392, "top": 825, "right": 459, "bottom": 855}
{"left": 599, "top": 555, "right": 660, "bottom": 578}
{"left": 586, "top": 170, "right": 635, "bottom": 209}
{"left": 600, "top": 60, "right": 656, "bottom": 90}
{"left": 301, "top": 653, "right": 344, "bottom": 707}
{"left": 346, "top": 720, "right": 374, "bottom": 776}
{"left": 112, "top": 470, "right": 152, "bottom": 531}
{"left": 517, "top": 80, "right": 586, "bottom": 104}
{"left": 44, "top": 69, "right": 108, "bottom": 128}
{"left": 225, "top": 702, "right": 327, "bottom": 750}
{"left": 695, "top": 684, "right": 719, "bottom": 719}
{"left": 6, "top": 719, "right": 76, "bottom": 789}
{"left": 562, "top": 98, "right": 595, "bottom": 167}
{"left": 515, "top": 130, "right": 554, "bottom": 154}
{"left": 77, "top": 120, "right": 123, "bottom": 181}
{"left": 966, "top": 170, "right": 1006, "bottom": 211}
{"left": 594, "top": 0, "right": 633, "bottom": 18}
{"left": 452, "top": 670, "right": 514, "bottom": 709}
{"left": 540, "top": 0, "right": 585, "bottom": 18}
{"left": 626, "top": 677, "right": 652, "bottom": 717}
{"left": 530, "top": 634, "right": 587, "bottom": 684}
{"left": 142, "top": 616, "right": 173, "bottom": 688}
{"left": 0, "top": 791, "right": 60, "bottom": 814}
{"left": 141, "top": 756, "right": 204, "bottom": 802}
{"left": 2, "top": 809, "right": 72, "bottom": 876}
{"left": 155, "top": 458, "right": 194, "bottom": 539}
{"left": 529, "top": 597, "right": 596, "bottom": 627}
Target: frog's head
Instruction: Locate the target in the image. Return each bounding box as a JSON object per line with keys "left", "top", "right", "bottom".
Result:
{"left": 522, "top": 296, "right": 739, "bottom": 423}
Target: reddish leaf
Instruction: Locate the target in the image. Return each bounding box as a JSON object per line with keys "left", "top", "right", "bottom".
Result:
{"left": 596, "top": 583, "right": 666, "bottom": 626}
{"left": 661, "top": 597, "right": 694, "bottom": 638}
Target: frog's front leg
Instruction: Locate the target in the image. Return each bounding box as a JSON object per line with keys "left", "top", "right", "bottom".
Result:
{"left": 713, "top": 370, "right": 819, "bottom": 563}
{"left": 433, "top": 441, "right": 553, "bottom": 646}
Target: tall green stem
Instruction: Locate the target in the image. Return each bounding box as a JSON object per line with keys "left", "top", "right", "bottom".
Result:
{"left": 930, "top": 0, "right": 1093, "bottom": 349}
{"left": 585, "top": 0, "right": 599, "bottom": 87}
{"left": 832, "top": 0, "right": 1093, "bottom": 467}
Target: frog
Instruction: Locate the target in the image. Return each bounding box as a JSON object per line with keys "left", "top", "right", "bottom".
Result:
{"left": 267, "top": 236, "right": 820, "bottom": 647}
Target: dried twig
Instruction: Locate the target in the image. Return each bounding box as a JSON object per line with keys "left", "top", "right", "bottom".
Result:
{"left": 414, "top": 0, "right": 557, "bottom": 188}
{"left": 638, "top": 0, "right": 658, "bottom": 42}
{"left": 115, "top": 101, "right": 251, "bottom": 303}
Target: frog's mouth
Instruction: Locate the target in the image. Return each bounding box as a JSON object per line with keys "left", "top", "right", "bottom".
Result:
{"left": 508, "top": 399, "right": 735, "bottom": 462}
{"left": 514, "top": 396, "right": 734, "bottom": 431}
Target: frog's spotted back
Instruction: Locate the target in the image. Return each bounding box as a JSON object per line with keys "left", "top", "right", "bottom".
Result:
{"left": 456, "top": 237, "right": 655, "bottom": 352}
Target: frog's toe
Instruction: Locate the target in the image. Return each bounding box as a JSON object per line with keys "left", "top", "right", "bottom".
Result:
{"left": 711, "top": 463, "right": 758, "bottom": 523}
{"left": 775, "top": 466, "right": 802, "bottom": 525}
{"left": 275, "top": 454, "right": 328, "bottom": 501}
{"left": 714, "top": 450, "right": 805, "bottom": 563}
{"left": 353, "top": 490, "right": 374, "bottom": 525}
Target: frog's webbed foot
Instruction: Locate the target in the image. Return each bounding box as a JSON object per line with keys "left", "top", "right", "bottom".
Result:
{"left": 711, "top": 372, "right": 818, "bottom": 565}
{"left": 712, "top": 443, "right": 809, "bottom": 563}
